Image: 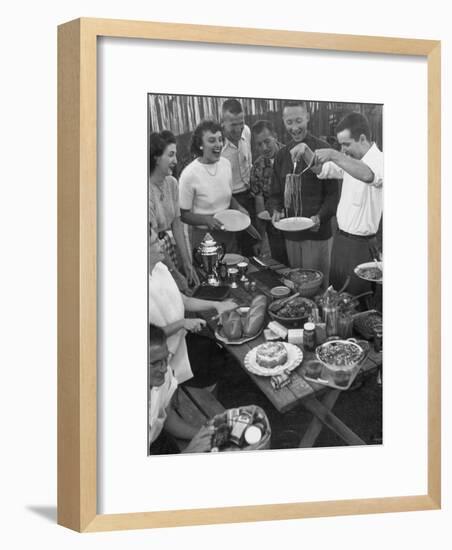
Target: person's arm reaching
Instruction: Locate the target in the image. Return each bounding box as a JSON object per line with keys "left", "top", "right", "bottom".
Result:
{"left": 315, "top": 148, "right": 380, "bottom": 185}
{"left": 165, "top": 400, "right": 199, "bottom": 440}
{"left": 159, "top": 318, "right": 207, "bottom": 337}
{"left": 181, "top": 295, "right": 237, "bottom": 316}
{"left": 165, "top": 399, "right": 214, "bottom": 453}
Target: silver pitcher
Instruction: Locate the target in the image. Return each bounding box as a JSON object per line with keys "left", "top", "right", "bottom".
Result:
{"left": 193, "top": 233, "right": 225, "bottom": 286}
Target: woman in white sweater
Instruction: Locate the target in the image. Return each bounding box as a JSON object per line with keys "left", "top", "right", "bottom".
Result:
{"left": 179, "top": 119, "right": 247, "bottom": 253}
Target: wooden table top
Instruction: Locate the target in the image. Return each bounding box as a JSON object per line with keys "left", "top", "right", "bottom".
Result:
{"left": 199, "top": 259, "right": 382, "bottom": 414}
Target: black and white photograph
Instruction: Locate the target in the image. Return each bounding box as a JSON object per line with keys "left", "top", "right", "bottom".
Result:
{"left": 148, "top": 93, "right": 383, "bottom": 456}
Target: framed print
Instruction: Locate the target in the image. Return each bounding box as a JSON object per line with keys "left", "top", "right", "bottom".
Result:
{"left": 57, "top": 18, "right": 441, "bottom": 532}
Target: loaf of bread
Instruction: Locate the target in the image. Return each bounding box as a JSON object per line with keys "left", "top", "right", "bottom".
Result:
{"left": 220, "top": 310, "right": 243, "bottom": 340}
{"left": 242, "top": 295, "right": 268, "bottom": 337}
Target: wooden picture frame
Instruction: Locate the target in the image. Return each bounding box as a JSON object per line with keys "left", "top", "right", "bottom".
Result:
{"left": 57, "top": 17, "right": 441, "bottom": 532}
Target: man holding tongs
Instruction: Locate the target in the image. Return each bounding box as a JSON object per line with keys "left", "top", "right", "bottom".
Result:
{"left": 291, "top": 111, "right": 383, "bottom": 296}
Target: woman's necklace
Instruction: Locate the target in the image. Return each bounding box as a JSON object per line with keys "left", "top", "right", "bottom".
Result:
{"left": 150, "top": 176, "right": 165, "bottom": 201}
{"left": 200, "top": 160, "right": 218, "bottom": 177}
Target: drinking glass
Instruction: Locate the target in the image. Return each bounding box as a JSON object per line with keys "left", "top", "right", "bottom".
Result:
{"left": 228, "top": 267, "right": 239, "bottom": 288}
{"left": 337, "top": 313, "right": 354, "bottom": 338}
{"left": 237, "top": 261, "right": 249, "bottom": 282}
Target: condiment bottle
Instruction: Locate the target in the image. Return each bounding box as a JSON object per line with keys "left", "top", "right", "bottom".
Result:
{"left": 303, "top": 322, "right": 316, "bottom": 351}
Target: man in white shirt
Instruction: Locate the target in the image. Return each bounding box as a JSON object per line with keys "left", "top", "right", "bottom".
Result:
{"left": 221, "top": 98, "right": 256, "bottom": 256}
{"left": 221, "top": 98, "right": 252, "bottom": 194}
{"left": 149, "top": 324, "right": 215, "bottom": 454}
{"left": 305, "top": 112, "right": 383, "bottom": 295}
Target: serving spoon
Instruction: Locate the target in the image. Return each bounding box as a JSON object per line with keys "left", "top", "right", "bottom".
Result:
{"left": 269, "top": 292, "right": 301, "bottom": 313}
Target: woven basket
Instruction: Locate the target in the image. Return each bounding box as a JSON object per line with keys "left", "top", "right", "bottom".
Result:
{"left": 208, "top": 405, "right": 271, "bottom": 452}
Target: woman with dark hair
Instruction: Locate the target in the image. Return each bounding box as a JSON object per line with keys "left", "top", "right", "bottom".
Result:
{"left": 149, "top": 131, "right": 199, "bottom": 291}
{"left": 179, "top": 120, "right": 246, "bottom": 252}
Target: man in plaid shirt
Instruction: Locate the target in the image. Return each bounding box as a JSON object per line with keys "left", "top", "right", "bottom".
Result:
{"left": 249, "top": 120, "right": 287, "bottom": 264}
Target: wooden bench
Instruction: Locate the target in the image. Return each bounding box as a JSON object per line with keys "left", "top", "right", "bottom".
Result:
{"left": 173, "top": 386, "right": 225, "bottom": 450}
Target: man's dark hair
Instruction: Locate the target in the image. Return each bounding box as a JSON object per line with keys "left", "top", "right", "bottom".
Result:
{"left": 221, "top": 98, "right": 243, "bottom": 115}
{"left": 190, "top": 119, "right": 223, "bottom": 157}
{"left": 336, "top": 112, "right": 371, "bottom": 141}
{"left": 251, "top": 119, "right": 275, "bottom": 136}
{"left": 149, "top": 130, "right": 176, "bottom": 173}
{"left": 282, "top": 100, "right": 308, "bottom": 113}
{"left": 149, "top": 324, "right": 166, "bottom": 347}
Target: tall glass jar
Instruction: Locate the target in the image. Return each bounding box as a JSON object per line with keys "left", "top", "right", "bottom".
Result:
{"left": 323, "top": 304, "right": 338, "bottom": 337}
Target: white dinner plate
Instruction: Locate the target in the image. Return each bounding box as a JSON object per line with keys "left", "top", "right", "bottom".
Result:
{"left": 244, "top": 342, "right": 303, "bottom": 377}
{"left": 214, "top": 209, "right": 251, "bottom": 232}
{"left": 272, "top": 217, "right": 314, "bottom": 232}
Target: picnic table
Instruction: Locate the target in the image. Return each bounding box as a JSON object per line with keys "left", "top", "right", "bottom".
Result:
{"left": 197, "top": 258, "right": 382, "bottom": 447}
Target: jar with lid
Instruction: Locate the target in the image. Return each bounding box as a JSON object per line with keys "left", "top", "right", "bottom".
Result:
{"left": 303, "top": 322, "right": 316, "bottom": 351}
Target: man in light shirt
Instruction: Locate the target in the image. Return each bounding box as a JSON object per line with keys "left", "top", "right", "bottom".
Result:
{"left": 149, "top": 324, "right": 215, "bottom": 455}
{"left": 294, "top": 112, "right": 383, "bottom": 295}
{"left": 221, "top": 98, "right": 256, "bottom": 255}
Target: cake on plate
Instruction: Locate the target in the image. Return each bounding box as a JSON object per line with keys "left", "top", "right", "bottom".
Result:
{"left": 255, "top": 342, "right": 288, "bottom": 369}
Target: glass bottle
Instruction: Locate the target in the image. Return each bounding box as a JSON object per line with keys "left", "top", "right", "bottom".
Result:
{"left": 323, "top": 292, "right": 338, "bottom": 337}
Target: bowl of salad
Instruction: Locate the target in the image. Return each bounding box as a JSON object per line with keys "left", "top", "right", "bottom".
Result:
{"left": 268, "top": 295, "right": 316, "bottom": 326}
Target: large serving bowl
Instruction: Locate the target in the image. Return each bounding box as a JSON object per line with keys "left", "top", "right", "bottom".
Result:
{"left": 315, "top": 338, "right": 365, "bottom": 388}
{"left": 268, "top": 296, "right": 315, "bottom": 327}
{"left": 285, "top": 269, "right": 323, "bottom": 297}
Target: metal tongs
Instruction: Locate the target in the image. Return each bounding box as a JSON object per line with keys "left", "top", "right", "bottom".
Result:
{"left": 300, "top": 155, "right": 315, "bottom": 176}
{"left": 291, "top": 156, "right": 314, "bottom": 177}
